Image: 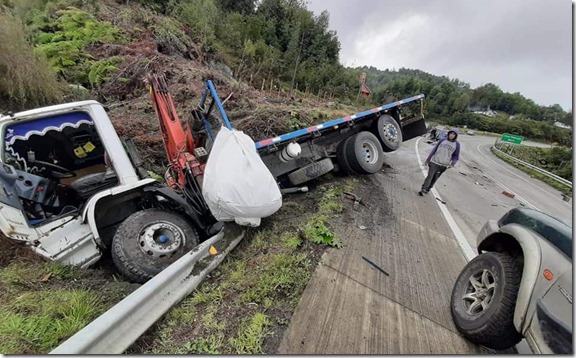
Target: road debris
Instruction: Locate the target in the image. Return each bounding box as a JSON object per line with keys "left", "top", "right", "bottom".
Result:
{"left": 343, "top": 192, "right": 371, "bottom": 210}
{"left": 281, "top": 186, "right": 309, "bottom": 195}
{"left": 491, "top": 204, "right": 498, "bottom": 207}
{"left": 436, "top": 197, "right": 447, "bottom": 204}
{"left": 502, "top": 191, "right": 516, "bottom": 198}
{"left": 358, "top": 225, "right": 367, "bottom": 230}
{"left": 459, "top": 172, "right": 467, "bottom": 176}
{"left": 362, "top": 256, "right": 390, "bottom": 276}
{"left": 475, "top": 181, "right": 479, "bottom": 185}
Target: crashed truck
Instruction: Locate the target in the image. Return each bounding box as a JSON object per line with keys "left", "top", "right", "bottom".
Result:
{"left": 0, "top": 75, "right": 427, "bottom": 282}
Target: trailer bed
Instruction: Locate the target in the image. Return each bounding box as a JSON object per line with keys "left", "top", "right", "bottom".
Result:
{"left": 255, "top": 94, "right": 425, "bottom": 150}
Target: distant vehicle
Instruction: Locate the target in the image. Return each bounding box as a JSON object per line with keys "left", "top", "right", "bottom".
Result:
{"left": 466, "top": 130, "right": 475, "bottom": 135}
{"left": 451, "top": 208, "right": 572, "bottom": 354}
{"left": 427, "top": 127, "right": 448, "bottom": 143}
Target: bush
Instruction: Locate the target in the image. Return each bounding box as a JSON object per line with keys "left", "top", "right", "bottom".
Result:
{"left": 29, "top": 6, "right": 125, "bottom": 87}
{"left": 0, "top": 9, "right": 64, "bottom": 111}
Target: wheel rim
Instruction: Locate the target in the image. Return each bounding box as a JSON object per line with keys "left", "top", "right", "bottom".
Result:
{"left": 462, "top": 269, "right": 496, "bottom": 316}
{"left": 139, "top": 221, "right": 185, "bottom": 258}
{"left": 382, "top": 123, "right": 398, "bottom": 142}
{"left": 361, "top": 140, "right": 379, "bottom": 165}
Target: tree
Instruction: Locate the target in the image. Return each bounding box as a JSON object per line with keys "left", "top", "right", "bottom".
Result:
{"left": 214, "top": 0, "right": 255, "bottom": 14}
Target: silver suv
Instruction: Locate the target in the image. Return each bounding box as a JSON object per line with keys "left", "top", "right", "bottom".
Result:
{"left": 450, "top": 208, "right": 572, "bottom": 354}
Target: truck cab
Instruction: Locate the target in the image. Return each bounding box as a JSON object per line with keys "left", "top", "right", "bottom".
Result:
{"left": 0, "top": 101, "right": 152, "bottom": 268}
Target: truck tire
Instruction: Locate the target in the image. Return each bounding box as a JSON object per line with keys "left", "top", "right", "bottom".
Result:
{"left": 372, "top": 114, "right": 402, "bottom": 152}
{"left": 288, "top": 158, "right": 334, "bottom": 186}
{"left": 450, "top": 252, "right": 523, "bottom": 350}
{"left": 111, "top": 209, "right": 199, "bottom": 283}
{"left": 336, "top": 136, "right": 357, "bottom": 175}
{"left": 344, "top": 131, "right": 385, "bottom": 175}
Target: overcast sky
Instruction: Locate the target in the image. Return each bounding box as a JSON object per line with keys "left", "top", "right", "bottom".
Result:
{"left": 306, "top": 0, "right": 572, "bottom": 111}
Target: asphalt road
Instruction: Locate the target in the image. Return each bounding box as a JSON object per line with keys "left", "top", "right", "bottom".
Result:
{"left": 416, "top": 134, "right": 572, "bottom": 250}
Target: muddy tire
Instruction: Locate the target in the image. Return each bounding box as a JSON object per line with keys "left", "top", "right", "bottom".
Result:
{"left": 344, "top": 131, "right": 385, "bottom": 175}
{"left": 336, "top": 136, "right": 357, "bottom": 175}
{"left": 372, "top": 114, "right": 402, "bottom": 152}
{"left": 111, "top": 209, "right": 199, "bottom": 283}
{"left": 450, "top": 252, "right": 523, "bottom": 350}
{"left": 287, "top": 158, "right": 334, "bottom": 186}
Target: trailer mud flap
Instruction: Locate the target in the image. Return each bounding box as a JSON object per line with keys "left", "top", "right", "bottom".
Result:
{"left": 401, "top": 116, "right": 427, "bottom": 141}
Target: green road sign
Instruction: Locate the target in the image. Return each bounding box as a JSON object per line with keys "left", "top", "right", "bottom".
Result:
{"left": 500, "top": 133, "right": 523, "bottom": 145}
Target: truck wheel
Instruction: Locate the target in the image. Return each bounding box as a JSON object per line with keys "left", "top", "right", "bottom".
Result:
{"left": 287, "top": 158, "right": 334, "bottom": 186}
{"left": 372, "top": 114, "right": 402, "bottom": 152}
{"left": 450, "top": 252, "right": 523, "bottom": 350}
{"left": 111, "top": 209, "right": 199, "bottom": 283}
{"left": 344, "top": 131, "right": 385, "bottom": 175}
{"left": 336, "top": 136, "right": 357, "bottom": 175}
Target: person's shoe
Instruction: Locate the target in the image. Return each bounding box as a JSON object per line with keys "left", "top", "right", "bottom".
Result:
{"left": 422, "top": 189, "right": 429, "bottom": 194}
{"left": 418, "top": 190, "right": 424, "bottom": 196}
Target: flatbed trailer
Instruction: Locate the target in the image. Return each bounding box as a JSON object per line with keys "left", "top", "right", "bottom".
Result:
{"left": 196, "top": 84, "right": 427, "bottom": 187}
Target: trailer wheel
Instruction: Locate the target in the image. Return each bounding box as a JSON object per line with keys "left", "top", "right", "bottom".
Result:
{"left": 372, "top": 115, "right": 402, "bottom": 152}
{"left": 336, "top": 136, "right": 357, "bottom": 175}
{"left": 111, "top": 209, "right": 199, "bottom": 283}
{"left": 345, "top": 131, "right": 385, "bottom": 175}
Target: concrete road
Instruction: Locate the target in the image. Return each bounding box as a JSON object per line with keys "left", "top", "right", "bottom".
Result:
{"left": 278, "top": 133, "right": 571, "bottom": 354}
{"left": 279, "top": 138, "right": 484, "bottom": 354}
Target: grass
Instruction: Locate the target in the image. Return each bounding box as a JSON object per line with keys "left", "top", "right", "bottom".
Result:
{"left": 491, "top": 147, "right": 571, "bottom": 194}
{"left": 132, "top": 178, "right": 356, "bottom": 354}
{"left": 0, "top": 260, "right": 137, "bottom": 354}
{"left": 229, "top": 313, "right": 271, "bottom": 354}
{"left": 0, "top": 290, "right": 102, "bottom": 353}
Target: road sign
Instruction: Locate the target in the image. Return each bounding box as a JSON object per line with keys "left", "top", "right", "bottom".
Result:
{"left": 500, "top": 133, "right": 523, "bottom": 145}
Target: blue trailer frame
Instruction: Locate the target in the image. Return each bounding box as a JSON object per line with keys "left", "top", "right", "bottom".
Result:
{"left": 197, "top": 80, "right": 425, "bottom": 151}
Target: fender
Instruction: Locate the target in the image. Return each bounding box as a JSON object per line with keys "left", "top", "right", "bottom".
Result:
{"left": 142, "top": 184, "right": 206, "bottom": 233}
{"left": 82, "top": 178, "right": 157, "bottom": 240}
{"left": 480, "top": 224, "right": 543, "bottom": 334}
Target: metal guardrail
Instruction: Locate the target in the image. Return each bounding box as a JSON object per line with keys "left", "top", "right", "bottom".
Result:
{"left": 50, "top": 224, "right": 245, "bottom": 354}
{"left": 492, "top": 145, "right": 572, "bottom": 189}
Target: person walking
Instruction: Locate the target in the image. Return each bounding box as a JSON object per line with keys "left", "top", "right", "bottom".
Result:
{"left": 419, "top": 128, "right": 460, "bottom": 195}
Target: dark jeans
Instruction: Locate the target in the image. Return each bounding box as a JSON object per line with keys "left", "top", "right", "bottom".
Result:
{"left": 421, "top": 162, "right": 447, "bottom": 191}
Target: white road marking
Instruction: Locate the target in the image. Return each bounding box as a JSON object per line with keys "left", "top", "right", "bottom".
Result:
{"left": 475, "top": 144, "right": 567, "bottom": 206}
{"left": 415, "top": 137, "right": 476, "bottom": 262}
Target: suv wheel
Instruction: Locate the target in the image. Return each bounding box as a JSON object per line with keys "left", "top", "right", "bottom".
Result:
{"left": 450, "top": 252, "right": 523, "bottom": 350}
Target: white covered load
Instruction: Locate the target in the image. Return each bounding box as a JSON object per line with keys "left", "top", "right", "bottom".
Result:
{"left": 202, "top": 126, "right": 282, "bottom": 227}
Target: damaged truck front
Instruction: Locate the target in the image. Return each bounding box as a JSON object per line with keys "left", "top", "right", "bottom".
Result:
{"left": 0, "top": 76, "right": 426, "bottom": 283}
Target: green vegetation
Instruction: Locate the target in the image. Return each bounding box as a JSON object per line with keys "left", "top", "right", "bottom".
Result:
{"left": 0, "top": 261, "right": 134, "bottom": 354}
{"left": 491, "top": 147, "right": 572, "bottom": 194}
{"left": 0, "top": 8, "right": 63, "bottom": 111}
{"left": 29, "top": 5, "right": 125, "bottom": 87}
{"left": 1, "top": 0, "right": 571, "bottom": 150}
{"left": 229, "top": 313, "right": 271, "bottom": 354}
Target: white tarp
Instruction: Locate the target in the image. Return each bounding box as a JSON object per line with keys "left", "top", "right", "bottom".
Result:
{"left": 202, "top": 126, "right": 282, "bottom": 227}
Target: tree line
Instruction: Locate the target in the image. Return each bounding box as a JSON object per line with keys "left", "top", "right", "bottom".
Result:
{"left": 0, "top": 0, "right": 571, "bottom": 146}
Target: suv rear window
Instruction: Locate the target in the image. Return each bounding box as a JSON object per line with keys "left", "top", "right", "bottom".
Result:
{"left": 498, "top": 208, "right": 572, "bottom": 259}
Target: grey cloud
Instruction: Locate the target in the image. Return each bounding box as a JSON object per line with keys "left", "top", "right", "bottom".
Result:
{"left": 306, "top": 0, "right": 572, "bottom": 110}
